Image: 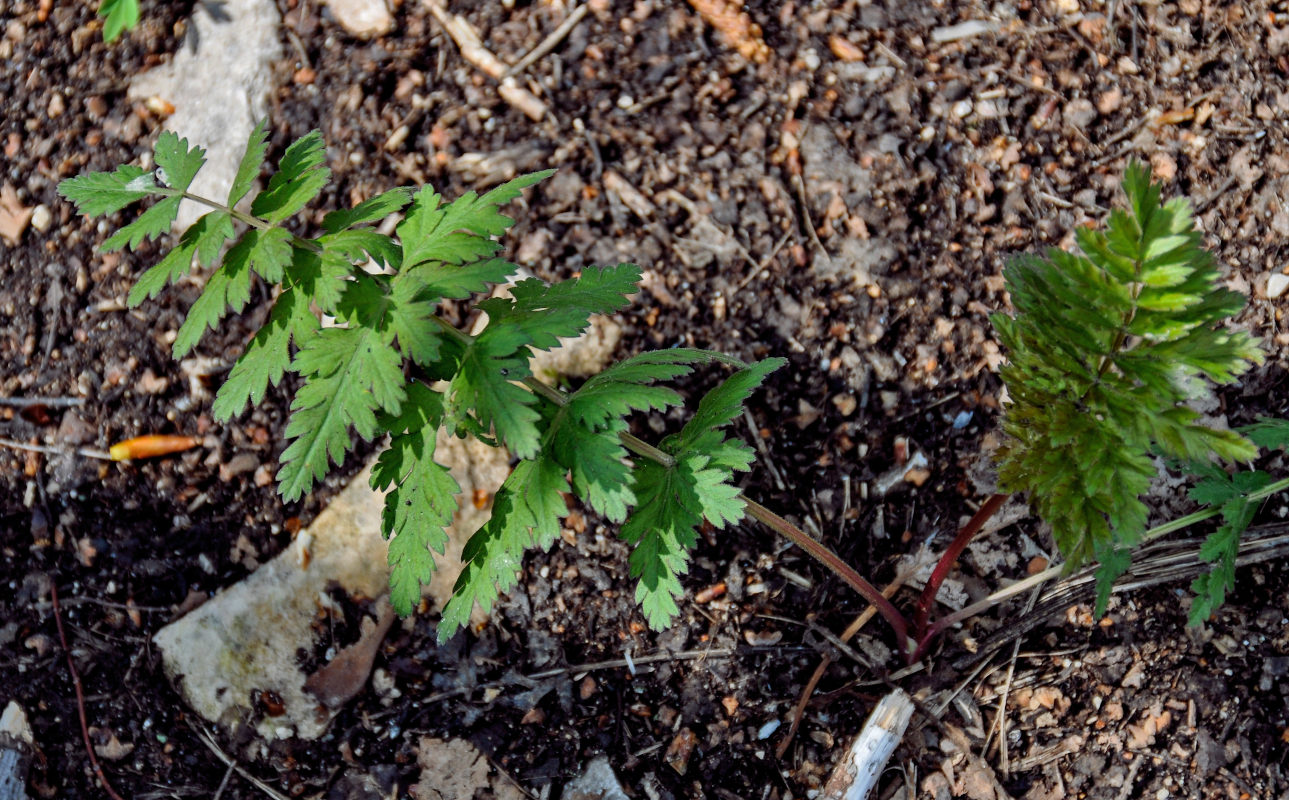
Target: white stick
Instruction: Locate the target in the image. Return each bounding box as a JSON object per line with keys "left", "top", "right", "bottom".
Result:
{"left": 820, "top": 689, "right": 915, "bottom": 800}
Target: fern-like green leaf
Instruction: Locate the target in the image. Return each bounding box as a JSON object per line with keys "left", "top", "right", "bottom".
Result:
{"left": 398, "top": 171, "right": 553, "bottom": 269}
{"left": 251, "top": 131, "right": 331, "bottom": 223}
{"left": 995, "top": 161, "right": 1265, "bottom": 611}
{"left": 172, "top": 252, "right": 255, "bottom": 359}
{"left": 1243, "top": 417, "right": 1289, "bottom": 451}
{"left": 323, "top": 188, "right": 414, "bottom": 234}
{"left": 439, "top": 454, "right": 568, "bottom": 640}
{"left": 212, "top": 285, "right": 320, "bottom": 420}
{"left": 278, "top": 326, "right": 407, "bottom": 502}
{"left": 620, "top": 358, "right": 783, "bottom": 629}
{"left": 447, "top": 324, "right": 542, "bottom": 458}
{"left": 372, "top": 384, "right": 460, "bottom": 615}
{"left": 102, "top": 132, "right": 208, "bottom": 252}
{"left": 57, "top": 165, "right": 155, "bottom": 216}
{"left": 127, "top": 211, "right": 235, "bottom": 306}
{"left": 228, "top": 118, "right": 271, "bottom": 207}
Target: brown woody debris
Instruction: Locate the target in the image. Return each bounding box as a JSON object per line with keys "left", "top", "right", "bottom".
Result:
{"left": 686, "top": 0, "right": 770, "bottom": 63}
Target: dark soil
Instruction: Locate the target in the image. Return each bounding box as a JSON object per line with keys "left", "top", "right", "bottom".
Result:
{"left": 2, "top": 1, "right": 1289, "bottom": 799}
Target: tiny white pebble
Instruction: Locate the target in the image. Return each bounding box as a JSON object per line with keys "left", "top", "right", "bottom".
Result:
{"left": 617, "top": 95, "right": 634, "bottom": 109}
{"left": 30, "top": 204, "right": 51, "bottom": 232}
{"left": 758, "top": 719, "right": 781, "bottom": 740}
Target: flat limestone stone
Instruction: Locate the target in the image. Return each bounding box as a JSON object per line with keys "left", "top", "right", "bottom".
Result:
{"left": 154, "top": 332, "right": 619, "bottom": 740}
{"left": 128, "top": 0, "right": 282, "bottom": 230}
{"left": 154, "top": 432, "right": 511, "bottom": 740}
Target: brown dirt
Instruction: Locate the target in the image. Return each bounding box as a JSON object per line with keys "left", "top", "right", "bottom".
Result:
{"left": 2, "top": 1, "right": 1289, "bottom": 798}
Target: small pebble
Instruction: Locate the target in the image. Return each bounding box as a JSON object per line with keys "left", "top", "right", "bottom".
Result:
{"left": 1267, "top": 273, "right": 1289, "bottom": 299}
{"left": 29, "top": 204, "right": 51, "bottom": 232}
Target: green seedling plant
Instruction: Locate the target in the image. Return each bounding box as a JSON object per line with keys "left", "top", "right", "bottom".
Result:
{"left": 59, "top": 125, "right": 1288, "bottom": 660}
{"left": 59, "top": 122, "right": 788, "bottom": 640}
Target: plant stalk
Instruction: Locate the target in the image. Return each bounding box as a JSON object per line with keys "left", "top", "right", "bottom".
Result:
{"left": 911, "top": 475, "right": 1289, "bottom": 661}
{"left": 911, "top": 492, "right": 1008, "bottom": 643}
{"left": 742, "top": 497, "right": 912, "bottom": 653}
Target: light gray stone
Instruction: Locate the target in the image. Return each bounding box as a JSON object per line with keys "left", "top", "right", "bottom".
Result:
{"left": 325, "top": 0, "right": 394, "bottom": 38}
{"left": 560, "top": 757, "right": 629, "bottom": 800}
{"left": 128, "top": 0, "right": 282, "bottom": 230}
{"left": 155, "top": 328, "right": 619, "bottom": 741}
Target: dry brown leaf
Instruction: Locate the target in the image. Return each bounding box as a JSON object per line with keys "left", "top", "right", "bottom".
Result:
{"left": 0, "top": 184, "right": 34, "bottom": 245}
{"left": 686, "top": 0, "right": 770, "bottom": 63}
{"left": 304, "top": 600, "right": 395, "bottom": 709}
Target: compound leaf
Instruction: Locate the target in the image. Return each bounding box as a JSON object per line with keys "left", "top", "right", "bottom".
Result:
{"left": 323, "top": 187, "right": 414, "bottom": 234}
{"left": 229, "top": 118, "right": 271, "bottom": 207}
{"left": 278, "top": 326, "right": 406, "bottom": 502}
{"left": 57, "top": 164, "right": 155, "bottom": 217}
{"left": 372, "top": 384, "right": 460, "bottom": 616}
{"left": 172, "top": 250, "right": 256, "bottom": 359}
{"left": 127, "top": 211, "right": 235, "bottom": 305}
{"left": 439, "top": 455, "right": 568, "bottom": 640}
{"left": 251, "top": 131, "right": 331, "bottom": 223}
{"left": 399, "top": 171, "right": 552, "bottom": 269}
{"left": 212, "top": 285, "right": 320, "bottom": 420}
{"left": 447, "top": 324, "right": 541, "bottom": 458}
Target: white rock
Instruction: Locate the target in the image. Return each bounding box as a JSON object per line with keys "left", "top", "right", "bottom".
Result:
{"left": 155, "top": 435, "right": 508, "bottom": 740}
{"left": 560, "top": 757, "right": 629, "bottom": 800}
{"left": 154, "top": 320, "right": 619, "bottom": 741}
{"left": 29, "top": 204, "right": 51, "bottom": 233}
{"left": 326, "top": 0, "right": 393, "bottom": 38}
{"left": 128, "top": 0, "right": 282, "bottom": 231}
{"left": 1268, "top": 273, "right": 1289, "bottom": 300}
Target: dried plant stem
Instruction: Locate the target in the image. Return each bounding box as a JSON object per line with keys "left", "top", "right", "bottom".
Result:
{"left": 51, "top": 584, "right": 127, "bottom": 800}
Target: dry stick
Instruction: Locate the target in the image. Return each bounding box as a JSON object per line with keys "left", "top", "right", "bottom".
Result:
{"left": 425, "top": 0, "right": 548, "bottom": 121}
{"left": 731, "top": 228, "right": 792, "bottom": 293}
{"left": 422, "top": 647, "right": 740, "bottom": 705}
{"left": 776, "top": 574, "right": 910, "bottom": 759}
{"left": 0, "top": 396, "right": 84, "bottom": 408}
{"left": 0, "top": 436, "right": 112, "bottom": 461}
{"left": 186, "top": 720, "right": 292, "bottom": 800}
{"left": 211, "top": 761, "right": 237, "bottom": 800}
{"left": 792, "top": 173, "right": 832, "bottom": 267}
{"left": 989, "top": 585, "right": 1042, "bottom": 777}
{"left": 50, "top": 584, "right": 127, "bottom": 800}
{"left": 504, "top": 4, "right": 589, "bottom": 78}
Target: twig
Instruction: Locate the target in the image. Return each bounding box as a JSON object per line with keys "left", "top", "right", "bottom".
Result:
{"left": 211, "top": 761, "right": 237, "bottom": 800}
{"left": 732, "top": 229, "right": 792, "bottom": 293}
{"left": 186, "top": 720, "right": 291, "bottom": 800}
{"left": 425, "top": 0, "right": 548, "bottom": 120}
{"left": 0, "top": 396, "right": 84, "bottom": 408}
{"left": 0, "top": 436, "right": 113, "bottom": 461}
{"left": 743, "top": 409, "right": 785, "bottom": 491}
{"left": 421, "top": 647, "right": 741, "bottom": 705}
{"left": 792, "top": 173, "right": 832, "bottom": 269}
{"left": 776, "top": 574, "right": 911, "bottom": 758}
{"left": 989, "top": 585, "right": 1042, "bottom": 776}
{"left": 51, "top": 584, "right": 127, "bottom": 800}
{"left": 1112, "top": 755, "right": 1143, "bottom": 800}
{"left": 505, "top": 4, "right": 588, "bottom": 78}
